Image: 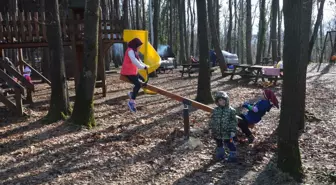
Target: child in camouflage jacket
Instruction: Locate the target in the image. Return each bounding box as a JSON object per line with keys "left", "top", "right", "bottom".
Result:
{"left": 209, "top": 91, "right": 238, "bottom": 162}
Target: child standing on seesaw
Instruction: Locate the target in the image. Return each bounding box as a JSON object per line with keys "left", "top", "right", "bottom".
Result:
{"left": 120, "top": 38, "right": 149, "bottom": 113}
{"left": 209, "top": 91, "right": 238, "bottom": 162}
{"left": 238, "top": 89, "right": 279, "bottom": 143}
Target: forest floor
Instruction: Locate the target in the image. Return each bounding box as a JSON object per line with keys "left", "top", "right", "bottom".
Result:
{"left": 1, "top": 63, "right": 336, "bottom": 185}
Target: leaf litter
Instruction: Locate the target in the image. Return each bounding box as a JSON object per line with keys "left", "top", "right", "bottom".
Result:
{"left": 0, "top": 63, "right": 335, "bottom": 185}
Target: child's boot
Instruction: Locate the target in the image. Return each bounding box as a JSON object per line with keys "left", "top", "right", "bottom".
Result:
{"left": 215, "top": 147, "right": 225, "bottom": 161}
{"left": 227, "top": 151, "right": 237, "bottom": 162}
{"left": 248, "top": 135, "right": 255, "bottom": 143}
{"left": 128, "top": 99, "right": 137, "bottom": 113}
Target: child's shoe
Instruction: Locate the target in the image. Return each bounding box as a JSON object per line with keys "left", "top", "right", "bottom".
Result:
{"left": 248, "top": 135, "right": 255, "bottom": 144}
{"left": 128, "top": 100, "right": 136, "bottom": 113}
{"left": 215, "top": 147, "right": 226, "bottom": 160}
{"left": 227, "top": 151, "right": 237, "bottom": 162}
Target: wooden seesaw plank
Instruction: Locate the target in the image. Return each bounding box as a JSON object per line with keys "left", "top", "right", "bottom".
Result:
{"left": 119, "top": 75, "right": 214, "bottom": 113}
{"left": 119, "top": 75, "right": 244, "bottom": 121}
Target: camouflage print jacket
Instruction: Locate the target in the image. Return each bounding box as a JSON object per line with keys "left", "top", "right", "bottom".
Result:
{"left": 209, "top": 93, "right": 237, "bottom": 140}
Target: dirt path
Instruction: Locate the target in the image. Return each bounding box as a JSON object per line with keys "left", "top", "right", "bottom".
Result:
{"left": 0, "top": 64, "right": 335, "bottom": 185}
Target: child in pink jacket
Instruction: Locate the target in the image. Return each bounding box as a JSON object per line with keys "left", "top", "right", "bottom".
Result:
{"left": 120, "top": 38, "right": 149, "bottom": 113}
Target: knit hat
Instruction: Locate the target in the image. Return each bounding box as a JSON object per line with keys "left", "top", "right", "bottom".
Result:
{"left": 263, "top": 89, "right": 279, "bottom": 108}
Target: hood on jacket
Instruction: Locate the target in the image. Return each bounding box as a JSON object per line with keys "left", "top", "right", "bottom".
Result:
{"left": 214, "top": 91, "right": 230, "bottom": 108}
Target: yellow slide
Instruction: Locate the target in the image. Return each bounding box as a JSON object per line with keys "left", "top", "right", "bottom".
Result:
{"left": 123, "top": 29, "right": 162, "bottom": 94}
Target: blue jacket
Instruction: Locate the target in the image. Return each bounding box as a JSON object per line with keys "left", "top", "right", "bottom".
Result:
{"left": 243, "top": 99, "right": 273, "bottom": 124}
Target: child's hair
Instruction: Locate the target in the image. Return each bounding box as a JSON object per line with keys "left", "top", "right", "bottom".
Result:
{"left": 263, "top": 89, "right": 279, "bottom": 108}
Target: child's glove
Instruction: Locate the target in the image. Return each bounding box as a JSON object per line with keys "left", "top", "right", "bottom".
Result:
{"left": 242, "top": 102, "right": 250, "bottom": 109}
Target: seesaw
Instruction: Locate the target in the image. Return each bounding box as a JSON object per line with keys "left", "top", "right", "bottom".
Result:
{"left": 120, "top": 75, "right": 243, "bottom": 139}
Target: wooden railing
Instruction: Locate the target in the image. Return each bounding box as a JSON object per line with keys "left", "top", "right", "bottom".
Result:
{"left": 0, "top": 11, "right": 123, "bottom": 45}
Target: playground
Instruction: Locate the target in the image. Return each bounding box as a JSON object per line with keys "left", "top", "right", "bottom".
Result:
{"left": 0, "top": 0, "right": 336, "bottom": 184}
{"left": 1, "top": 63, "right": 335, "bottom": 184}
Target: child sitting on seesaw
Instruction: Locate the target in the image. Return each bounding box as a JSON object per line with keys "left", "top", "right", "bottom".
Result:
{"left": 238, "top": 89, "right": 279, "bottom": 143}
{"left": 209, "top": 91, "right": 238, "bottom": 162}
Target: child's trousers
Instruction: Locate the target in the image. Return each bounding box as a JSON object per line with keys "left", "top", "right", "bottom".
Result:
{"left": 126, "top": 74, "right": 145, "bottom": 100}
{"left": 238, "top": 114, "right": 253, "bottom": 137}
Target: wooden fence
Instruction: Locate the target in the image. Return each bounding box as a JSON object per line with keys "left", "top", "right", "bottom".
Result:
{"left": 0, "top": 11, "right": 123, "bottom": 46}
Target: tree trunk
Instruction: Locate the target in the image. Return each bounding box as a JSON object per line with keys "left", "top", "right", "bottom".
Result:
{"left": 71, "top": 0, "right": 101, "bottom": 128}
{"left": 239, "top": 0, "right": 244, "bottom": 63}
{"left": 246, "top": 0, "right": 252, "bottom": 64}
{"left": 135, "top": 0, "right": 140, "bottom": 29}
{"left": 39, "top": 0, "right": 50, "bottom": 80}
{"left": 215, "top": 0, "right": 220, "bottom": 41}
{"left": 183, "top": 0, "right": 189, "bottom": 61}
{"left": 233, "top": 0, "right": 238, "bottom": 53}
{"left": 142, "top": 0, "right": 146, "bottom": 29}
{"left": 207, "top": 0, "right": 227, "bottom": 73}
{"left": 308, "top": 0, "right": 325, "bottom": 61}
{"left": 277, "top": 7, "right": 282, "bottom": 58}
{"left": 122, "top": 0, "right": 129, "bottom": 29}
{"left": 153, "top": 0, "right": 160, "bottom": 50}
{"left": 114, "top": 0, "right": 120, "bottom": 19}
{"left": 196, "top": 0, "right": 213, "bottom": 104}
{"left": 178, "top": 0, "right": 186, "bottom": 64}
{"left": 278, "top": 0, "right": 312, "bottom": 181}
{"left": 45, "top": 0, "right": 71, "bottom": 122}
{"left": 226, "top": 0, "right": 233, "bottom": 52}
{"left": 168, "top": 0, "right": 173, "bottom": 47}
{"left": 270, "top": 0, "right": 278, "bottom": 62}
{"left": 191, "top": 0, "right": 196, "bottom": 56}
{"left": 256, "top": 0, "right": 266, "bottom": 64}
{"left": 130, "top": 0, "right": 135, "bottom": 29}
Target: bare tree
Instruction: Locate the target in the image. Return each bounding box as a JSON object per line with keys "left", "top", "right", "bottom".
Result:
{"left": 278, "top": 0, "right": 312, "bottom": 181}
{"left": 207, "top": 0, "right": 227, "bottom": 73}
{"left": 308, "top": 0, "right": 326, "bottom": 61}
{"left": 246, "top": 0, "right": 253, "bottom": 64}
{"left": 256, "top": 0, "right": 267, "bottom": 64}
{"left": 45, "top": 0, "right": 71, "bottom": 122}
{"left": 196, "top": 0, "right": 213, "bottom": 104}
{"left": 226, "top": 0, "right": 233, "bottom": 52}
{"left": 71, "top": 0, "right": 101, "bottom": 128}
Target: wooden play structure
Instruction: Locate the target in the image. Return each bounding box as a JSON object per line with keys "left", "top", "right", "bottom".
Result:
{"left": 0, "top": 0, "right": 124, "bottom": 114}
{"left": 318, "top": 31, "right": 336, "bottom": 71}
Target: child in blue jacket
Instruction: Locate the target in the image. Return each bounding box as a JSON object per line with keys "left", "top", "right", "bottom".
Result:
{"left": 238, "top": 89, "right": 279, "bottom": 143}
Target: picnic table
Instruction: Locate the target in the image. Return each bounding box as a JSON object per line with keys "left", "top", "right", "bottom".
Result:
{"left": 157, "top": 65, "right": 174, "bottom": 74}
{"left": 179, "top": 63, "right": 215, "bottom": 77}
{"left": 227, "top": 64, "right": 283, "bottom": 84}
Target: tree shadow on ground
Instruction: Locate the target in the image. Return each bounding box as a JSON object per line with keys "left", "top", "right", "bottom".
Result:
{"left": 251, "top": 155, "right": 297, "bottom": 185}
{"left": 0, "top": 119, "right": 81, "bottom": 156}
{"left": 1, "top": 108, "right": 192, "bottom": 184}
{"left": 172, "top": 128, "right": 278, "bottom": 185}
{"left": 306, "top": 63, "right": 335, "bottom": 82}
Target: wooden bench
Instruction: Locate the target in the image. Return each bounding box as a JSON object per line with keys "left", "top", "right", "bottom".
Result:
{"left": 179, "top": 63, "right": 215, "bottom": 77}
{"left": 157, "top": 66, "right": 174, "bottom": 74}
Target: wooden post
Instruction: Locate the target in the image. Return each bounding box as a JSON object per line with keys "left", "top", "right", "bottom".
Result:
{"left": 18, "top": 48, "right": 24, "bottom": 74}
{"left": 27, "top": 12, "right": 33, "bottom": 42}
{"left": 183, "top": 104, "right": 190, "bottom": 140}
{"left": 0, "top": 13, "right": 3, "bottom": 42}
{"left": 14, "top": 87, "right": 23, "bottom": 116}
{"left": 98, "top": 8, "right": 106, "bottom": 97}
